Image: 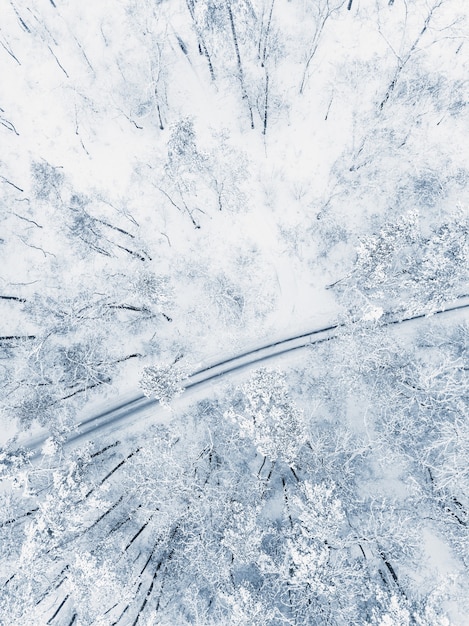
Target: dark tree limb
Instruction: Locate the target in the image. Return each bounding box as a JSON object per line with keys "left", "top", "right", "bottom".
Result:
{"left": 0, "top": 507, "right": 39, "bottom": 528}
{"left": 86, "top": 495, "right": 125, "bottom": 531}
{"left": 263, "top": 70, "right": 269, "bottom": 136}
{"left": 90, "top": 441, "right": 121, "bottom": 458}
{"left": 0, "top": 38, "right": 21, "bottom": 64}
{"left": 85, "top": 448, "right": 141, "bottom": 499}
{"left": 125, "top": 516, "right": 153, "bottom": 552}
{"left": 184, "top": 0, "right": 215, "bottom": 80}
{"left": 226, "top": 1, "right": 255, "bottom": 129}
{"left": 46, "top": 594, "right": 69, "bottom": 624}
{"left": 0, "top": 293, "right": 26, "bottom": 304}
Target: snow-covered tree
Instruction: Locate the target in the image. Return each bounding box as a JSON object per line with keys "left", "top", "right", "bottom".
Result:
{"left": 335, "top": 210, "right": 469, "bottom": 318}
{"left": 130, "top": 270, "right": 172, "bottom": 310}
{"left": 139, "top": 363, "right": 187, "bottom": 407}
{"left": 220, "top": 585, "right": 278, "bottom": 626}
{"left": 226, "top": 367, "right": 305, "bottom": 465}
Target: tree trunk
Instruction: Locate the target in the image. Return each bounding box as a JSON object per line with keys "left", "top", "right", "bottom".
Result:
{"left": 263, "top": 70, "right": 269, "bottom": 135}
{"left": 185, "top": 0, "right": 216, "bottom": 81}
{"left": 226, "top": 1, "right": 255, "bottom": 129}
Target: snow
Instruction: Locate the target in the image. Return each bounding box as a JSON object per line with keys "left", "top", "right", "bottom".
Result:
{"left": 1, "top": 0, "right": 468, "bottom": 623}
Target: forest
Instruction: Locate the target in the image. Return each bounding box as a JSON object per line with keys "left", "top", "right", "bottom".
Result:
{"left": 0, "top": 0, "right": 468, "bottom": 624}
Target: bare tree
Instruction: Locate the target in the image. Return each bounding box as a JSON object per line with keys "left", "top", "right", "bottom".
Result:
{"left": 299, "top": 0, "right": 346, "bottom": 95}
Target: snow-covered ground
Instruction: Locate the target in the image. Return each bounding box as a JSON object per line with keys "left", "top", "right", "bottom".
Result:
{"left": 1, "top": 0, "right": 468, "bottom": 624}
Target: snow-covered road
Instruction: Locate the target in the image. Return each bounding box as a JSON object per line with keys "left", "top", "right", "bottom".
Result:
{"left": 24, "top": 297, "right": 469, "bottom": 459}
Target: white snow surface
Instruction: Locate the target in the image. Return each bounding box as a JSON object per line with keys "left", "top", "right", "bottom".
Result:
{"left": 1, "top": 0, "right": 468, "bottom": 623}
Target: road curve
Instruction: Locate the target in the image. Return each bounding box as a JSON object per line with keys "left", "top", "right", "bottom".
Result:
{"left": 25, "top": 298, "right": 469, "bottom": 457}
